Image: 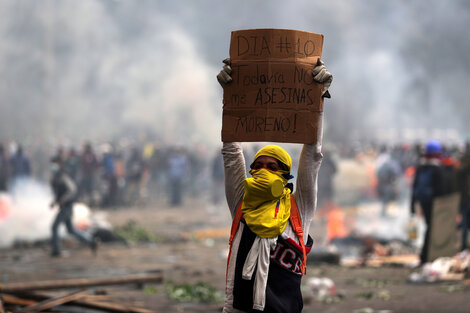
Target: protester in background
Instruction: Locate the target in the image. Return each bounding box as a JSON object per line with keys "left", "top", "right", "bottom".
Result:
{"left": 441, "top": 145, "right": 458, "bottom": 195}
{"left": 457, "top": 141, "right": 470, "bottom": 251}
{"left": 317, "top": 148, "right": 337, "bottom": 208}
{"left": 65, "top": 147, "right": 80, "bottom": 183}
{"left": 79, "top": 142, "right": 98, "bottom": 206}
{"left": 410, "top": 140, "right": 445, "bottom": 265}
{"left": 376, "top": 146, "right": 401, "bottom": 216}
{"left": 0, "top": 144, "right": 9, "bottom": 191}
{"left": 125, "top": 147, "right": 145, "bottom": 206}
{"left": 9, "top": 144, "right": 31, "bottom": 186}
{"left": 218, "top": 58, "right": 332, "bottom": 312}
{"left": 166, "top": 147, "right": 189, "bottom": 207}
{"left": 50, "top": 156, "right": 97, "bottom": 257}
{"left": 211, "top": 150, "right": 225, "bottom": 206}
{"left": 101, "top": 144, "right": 118, "bottom": 207}
{"left": 113, "top": 150, "right": 126, "bottom": 206}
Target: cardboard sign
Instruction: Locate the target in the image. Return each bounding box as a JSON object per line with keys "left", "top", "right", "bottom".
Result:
{"left": 427, "top": 193, "right": 460, "bottom": 262}
{"left": 222, "top": 29, "right": 324, "bottom": 144}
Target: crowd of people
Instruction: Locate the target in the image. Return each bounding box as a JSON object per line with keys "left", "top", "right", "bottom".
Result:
{"left": 1, "top": 137, "right": 470, "bottom": 260}
{"left": 0, "top": 141, "right": 225, "bottom": 208}
{"left": 2, "top": 139, "right": 470, "bottom": 232}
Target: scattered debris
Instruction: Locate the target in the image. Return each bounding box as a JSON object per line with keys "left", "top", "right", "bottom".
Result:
{"left": 352, "top": 278, "right": 394, "bottom": 289}
{"left": 354, "top": 289, "right": 391, "bottom": 301}
{"left": 352, "top": 307, "right": 393, "bottom": 313}
{"left": 0, "top": 272, "right": 163, "bottom": 312}
{"left": 166, "top": 281, "right": 224, "bottom": 303}
{"left": 0, "top": 272, "right": 163, "bottom": 292}
{"left": 307, "top": 246, "right": 341, "bottom": 265}
{"left": 409, "top": 250, "right": 470, "bottom": 283}
{"left": 306, "top": 277, "right": 343, "bottom": 303}
{"left": 113, "top": 220, "right": 162, "bottom": 244}
{"left": 329, "top": 235, "right": 420, "bottom": 267}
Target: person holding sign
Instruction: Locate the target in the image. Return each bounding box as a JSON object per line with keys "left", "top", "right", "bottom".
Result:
{"left": 218, "top": 56, "right": 332, "bottom": 312}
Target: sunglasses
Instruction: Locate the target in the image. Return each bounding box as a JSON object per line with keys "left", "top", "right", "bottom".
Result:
{"left": 251, "top": 161, "right": 281, "bottom": 171}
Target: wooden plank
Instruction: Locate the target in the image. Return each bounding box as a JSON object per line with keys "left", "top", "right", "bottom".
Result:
{"left": 7, "top": 292, "right": 157, "bottom": 313}
{"left": 0, "top": 296, "right": 5, "bottom": 313}
{"left": 14, "top": 289, "right": 87, "bottom": 313}
{"left": 0, "top": 272, "right": 163, "bottom": 293}
{"left": 0, "top": 294, "right": 37, "bottom": 306}
{"left": 72, "top": 299, "right": 157, "bottom": 313}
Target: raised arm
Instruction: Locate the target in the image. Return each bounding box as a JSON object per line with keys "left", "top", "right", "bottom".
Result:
{"left": 222, "top": 142, "right": 247, "bottom": 218}
{"left": 292, "top": 110, "right": 324, "bottom": 238}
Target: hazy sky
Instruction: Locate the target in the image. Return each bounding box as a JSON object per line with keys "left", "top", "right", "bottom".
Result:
{"left": 1, "top": 0, "right": 469, "bottom": 146}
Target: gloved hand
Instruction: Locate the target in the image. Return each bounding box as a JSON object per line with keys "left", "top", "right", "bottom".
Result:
{"left": 216, "top": 58, "right": 232, "bottom": 87}
{"left": 312, "top": 59, "right": 333, "bottom": 98}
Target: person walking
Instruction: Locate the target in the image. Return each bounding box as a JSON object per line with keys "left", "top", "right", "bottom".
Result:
{"left": 410, "top": 140, "right": 445, "bottom": 265}
{"left": 50, "top": 157, "right": 97, "bottom": 257}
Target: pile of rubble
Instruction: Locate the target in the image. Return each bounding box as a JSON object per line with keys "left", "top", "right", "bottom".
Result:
{"left": 409, "top": 250, "right": 470, "bottom": 283}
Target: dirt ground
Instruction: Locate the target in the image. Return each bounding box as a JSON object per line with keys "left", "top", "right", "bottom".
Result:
{"left": 1, "top": 198, "right": 468, "bottom": 313}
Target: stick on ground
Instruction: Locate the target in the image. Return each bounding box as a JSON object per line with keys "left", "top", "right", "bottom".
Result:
{"left": 0, "top": 272, "right": 163, "bottom": 293}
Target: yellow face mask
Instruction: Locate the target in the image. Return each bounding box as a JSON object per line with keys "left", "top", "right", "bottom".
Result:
{"left": 242, "top": 168, "right": 291, "bottom": 238}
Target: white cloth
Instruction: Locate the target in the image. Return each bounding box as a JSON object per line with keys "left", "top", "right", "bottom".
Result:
{"left": 242, "top": 236, "right": 277, "bottom": 311}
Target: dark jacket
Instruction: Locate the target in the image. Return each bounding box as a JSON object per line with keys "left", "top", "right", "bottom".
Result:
{"left": 51, "top": 170, "right": 78, "bottom": 208}
{"left": 411, "top": 158, "right": 445, "bottom": 214}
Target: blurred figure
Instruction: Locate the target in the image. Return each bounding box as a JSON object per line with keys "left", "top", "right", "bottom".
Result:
{"left": 441, "top": 146, "right": 458, "bottom": 195}
{"left": 125, "top": 147, "right": 145, "bottom": 206}
{"left": 211, "top": 150, "right": 224, "bottom": 205}
{"left": 49, "top": 156, "right": 97, "bottom": 257}
{"left": 410, "top": 140, "right": 445, "bottom": 265}
{"left": 101, "top": 144, "right": 118, "bottom": 208}
{"left": 79, "top": 142, "right": 98, "bottom": 206}
{"left": 9, "top": 145, "right": 31, "bottom": 187}
{"left": 317, "top": 149, "right": 337, "bottom": 208}
{"left": 65, "top": 148, "right": 80, "bottom": 183}
{"left": 0, "top": 144, "right": 9, "bottom": 191}
{"left": 147, "top": 143, "right": 165, "bottom": 200}
{"left": 457, "top": 142, "right": 470, "bottom": 251}
{"left": 376, "top": 146, "right": 400, "bottom": 216}
{"left": 113, "top": 150, "right": 126, "bottom": 206}
{"left": 166, "top": 148, "right": 189, "bottom": 207}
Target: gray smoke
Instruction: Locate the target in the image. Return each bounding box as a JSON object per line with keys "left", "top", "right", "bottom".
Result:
{"left": 0, "top": 0, "right": 469, "bottom": 146}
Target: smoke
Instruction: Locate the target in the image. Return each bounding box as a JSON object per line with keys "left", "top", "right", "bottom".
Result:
{"left": 0, "top": 0, "right": 469, "bottom": 146}
{"left": 0, "top": 178, "right": 55, "bottom": 247}
{"left": 0, "top": 178, "right": 101, "bottom": 248}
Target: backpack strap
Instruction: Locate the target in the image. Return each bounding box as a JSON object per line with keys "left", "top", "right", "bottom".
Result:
{"left": 226, "top": 201, "right": 243, "bottom": 281}
{"left": 289, "top": 196, "right": 307, "bottom": 274}
{"left": 226, "top": 197, "right": 307, "bottom": 278}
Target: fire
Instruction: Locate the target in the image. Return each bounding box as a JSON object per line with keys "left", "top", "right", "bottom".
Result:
{"left": 325, "top": 202, "right": 348, "bottom": 243}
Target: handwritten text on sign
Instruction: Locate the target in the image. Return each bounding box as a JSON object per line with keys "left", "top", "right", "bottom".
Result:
{"left": 222, "top": 29, "right": 324, "bottom": 144}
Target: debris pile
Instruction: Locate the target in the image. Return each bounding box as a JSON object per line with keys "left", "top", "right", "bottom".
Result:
{"left": 0, "top": 272, "right": 163, "bottom": 312}
{"left": 320, "top": 235, "right": 419, "bottom": 267}
{"left": 409, "top": 250, "right": 470, "bottom": 283}
{"left": 306, "top": 277, "right": 342, "bottom": 303}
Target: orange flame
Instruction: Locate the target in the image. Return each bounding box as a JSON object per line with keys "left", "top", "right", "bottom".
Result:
{"left": 325, "top": 202, "right": 347, "bottom": 243}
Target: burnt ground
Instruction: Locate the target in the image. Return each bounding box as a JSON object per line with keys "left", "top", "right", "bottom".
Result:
{"left": 0, "top": 198, "right": 468, "bottom": 313}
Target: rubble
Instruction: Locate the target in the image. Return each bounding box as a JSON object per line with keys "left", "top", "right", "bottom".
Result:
{"left": 408, "top": 250, "right": 470, "bottom": 283}
{"left": 306, "top": 277, "right": 343, "bottom": 304}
